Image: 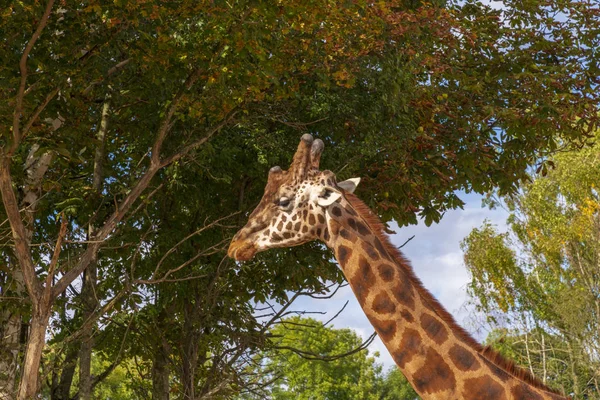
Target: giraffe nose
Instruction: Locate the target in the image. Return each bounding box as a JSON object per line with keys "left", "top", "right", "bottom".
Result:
{"left": 227, "top": 238, "right": 257, "bottom": 261}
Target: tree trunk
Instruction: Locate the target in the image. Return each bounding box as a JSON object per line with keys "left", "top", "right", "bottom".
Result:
{"left": 567, "top": 340, "right": 579, "bottom": 398}
{"left": 79, "top": 98, "right": 109, "bottom": 400}
{"left": 51, "top": 344, "right": 78, "bottom": 400}
{"left": 541, "top": 332, "right": 547, "bottom": 385}
{"left": 152, "top": 344, "right": 170, "bottom": 400}
{"left": 17, "top": 307, "right": 50, "bottom": 400}
{"left": 1, "top": 144, "right": 53, "bottom": 399}
{"left": 78, "top": 268, "right": 96, "bottom": 400}
{"left": 182, "top": 301, "right": 200, "bottom": 400}
{"left": 78, "top": 334, "right": 93, "bottom": 400}
{"left": 0, "top": 310, "right": 21, "bottom": 400}
{"left": 0, "top": 269, "right": 24, "bottom": 400}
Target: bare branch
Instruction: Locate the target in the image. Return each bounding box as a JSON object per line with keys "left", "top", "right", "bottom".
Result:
{"left": 128, "top": 183, "right": 164, "bottom": 218}
{"left": 45, "top": 215, "right": 68, "bottom": 287}
{"left": 273, "top": 332, "right": 377, "bottom": 361}
{"left": 135, "top": 237, "right": 231, "bottom": 285}
{"left": 151, "top": 68, "right": 203, "bottom": 167}
{"left": 151, "top": 212, "right": 240, "bottom": 278}
{"left": 398, "top": 234, "right": 415, "bottom": 249}
{"left": 323, "top": 300, "right": 349, "bottom": 326}
{"left": 62, "top": 290, "right": 127, "bottom": 345}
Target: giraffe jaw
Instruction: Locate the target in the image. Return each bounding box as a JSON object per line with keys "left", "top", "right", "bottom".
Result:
{"left": 227, "top": 240, "right": 258, "bottom": 261}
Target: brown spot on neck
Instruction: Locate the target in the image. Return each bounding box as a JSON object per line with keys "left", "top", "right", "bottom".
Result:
{"left": 337, "top": 245, "right": 352, "bottom": 267}
{"left": 340, "top": 228, "right": 357, "bottom": 242}
{"left": 462, "top": 376, "right": 506, "bottom": 400}
{"left": 377, "top": 263, "right": 395, "bottom": 282}
{"left": 361, "top": 241, "right": 380, "bottom": 260}
{"left": 412, "top": 348, "right": 456, "bottom": 395}
{"left": 348, "top": 255, "right": 376, "bottom": 305}
{"left": 355, "top": 221, "right": 370, "bottom": 236}
{"left": 393, "top": 328, "right": 421, "bottom": 368}
{"left": 512, "top": 384, "right": 544, "bottom": 400}
{"left": 370, "top": 318, "right": 396, "bottom": 342}
{"left": 420, "top": 314, "right": 448, "bottom": 345}
{"left": 372, "top": 292, "right": 396, "bottom": 314}
{"left": 449, "top": 344, "right": 480, "bottom": 372}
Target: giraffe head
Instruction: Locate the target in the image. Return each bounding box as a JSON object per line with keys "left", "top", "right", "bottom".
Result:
{"left": 228, "top": 134, "right": 360, "bottom": 261}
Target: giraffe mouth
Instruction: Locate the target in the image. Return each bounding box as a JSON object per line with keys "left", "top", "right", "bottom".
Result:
{"left": 227, "top": 240, "right": 258, "bottom": 261}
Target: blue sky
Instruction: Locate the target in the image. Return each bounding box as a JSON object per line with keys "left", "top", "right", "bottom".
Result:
{"left": 292, "top": 192, "right": 509, "bottom": 371}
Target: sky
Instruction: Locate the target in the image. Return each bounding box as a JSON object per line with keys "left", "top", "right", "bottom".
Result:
{"left": 291, "top": 191, "right": 509, "bottom": 371}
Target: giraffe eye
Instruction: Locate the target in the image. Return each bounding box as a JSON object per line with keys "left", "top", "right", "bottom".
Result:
{"left": 278, "top": 197, "right": 291, "bottom": 208}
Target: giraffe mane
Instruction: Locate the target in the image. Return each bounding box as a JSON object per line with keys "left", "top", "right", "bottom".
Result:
{"left": 343, "top": 192, "right": 561, "bottom": 395}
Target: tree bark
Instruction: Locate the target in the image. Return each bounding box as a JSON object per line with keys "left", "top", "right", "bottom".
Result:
{"left": 567, "top": 340, "right": 579, "bottom": 398}
{"left": 0, "top": 298, "right": 21, "bottom": 400}
{"left": 78, "top": 332, "right": 93, "bottom": 400}
{"left": 79, "top": 98, "right": 109, "bottom": 400}
{"left": 50, "top": 344, "right": 78, "bottom": 400}
{"left": 182, "top": 301, "right": 200, "bottom": 400}
{"left": 0, "top": 259, "right": 24, "bottom": 400}
{"left": 0, "top": 144, "right": 53, "bottom": 399}
{"left": 152, "top": 342, "right": 170, "bottom": 400}
{"left": 18, "top": 306, "right": 50, "bottom": 399}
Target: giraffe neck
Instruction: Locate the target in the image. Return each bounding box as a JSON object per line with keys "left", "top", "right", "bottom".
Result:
{"left": 320, "top": 194, "right": 564, "bottom": 400}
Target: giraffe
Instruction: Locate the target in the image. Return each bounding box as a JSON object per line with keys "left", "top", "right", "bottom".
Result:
{"left": 228, "top": 134, "right": 566, "bottom": 400}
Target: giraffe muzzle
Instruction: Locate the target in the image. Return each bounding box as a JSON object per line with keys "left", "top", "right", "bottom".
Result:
{"left": 227, "top": 239, "right": 258, "bottom": 261}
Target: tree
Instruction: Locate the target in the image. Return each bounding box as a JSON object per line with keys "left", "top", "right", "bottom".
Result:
{"left": 461, "top": 131, "right": 600, "bottom": 398}
{"left": 484, "top": 328, "right": 598, "bottom": 399}
{"left": 379, "top": 368, "right": 420, "bottom": 400}
{"left": 1, "top": 0, "right": 599, "bottom": 398}
{"left": 238, "top": 316, "right": 382, "bottom": 400}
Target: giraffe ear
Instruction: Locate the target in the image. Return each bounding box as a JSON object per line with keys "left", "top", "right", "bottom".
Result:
{"left": 317, "top": 187, "right": 342, "bottom": 207}
{"left": 337, "top": 178, "right": 361, "bottom": 193}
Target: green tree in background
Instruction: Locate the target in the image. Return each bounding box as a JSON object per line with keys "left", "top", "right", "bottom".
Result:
{"left": 241, "top": 316, "right": 381, "bottom": 399}
{"left": 238, "top": 316, "right": 419, "bottom": 400}
{"left": 379, "top": 369, "right": 420, "bottom": 400}
{"left": 462, "top": 132, "right": 600, "bottom": 398}
{"left": 271, "top": 318, "right": 379, "bottom": 400}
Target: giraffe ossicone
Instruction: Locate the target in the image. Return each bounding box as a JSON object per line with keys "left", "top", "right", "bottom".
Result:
{"left": 228, "top": 135, "right": 566, "bottom": 400}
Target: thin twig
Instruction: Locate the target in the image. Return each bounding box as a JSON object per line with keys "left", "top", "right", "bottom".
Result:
{"left": 151, "top": 212, "right": 240, "bottom": 277}
{"left": 398, "top": 235, "right": 415, "bottom": 249}
{"left": 323, "top": 300, "right": 349, "bottom": 326}
{"left": 46, "top": 215, "right": 68, "bottom": 287}
{"left": 274, "top": 332, "right": 377, "bottom": 361}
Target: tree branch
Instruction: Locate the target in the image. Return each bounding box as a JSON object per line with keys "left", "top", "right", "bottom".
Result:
{"left": 82, "top": 59, "right": 131, "bottom": 96}
{"left": 158, "top": 109, "right": 240, "bottom": 168}
{"left": 150, "top": 212, "right": 240, "bottom": 278}
{"left": 22, "top": 87, "right": 60, "bottom": 138}
{"left": 10, "top": 0, "right": 55, "bottom": 156}
{"left": 0, "top": 159, "right": 41, "bottom": 303}
{"left": 45, "top": 215, "right": 67, "bottom": 288}
{"left": 51, "top": 105, "right": 235, "bottom": 299}
{"left": 151, "top": 68, "right": 203, "bottom": 167}
{"left": 273, "top": 332, "right": 377, "bottom": 361}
